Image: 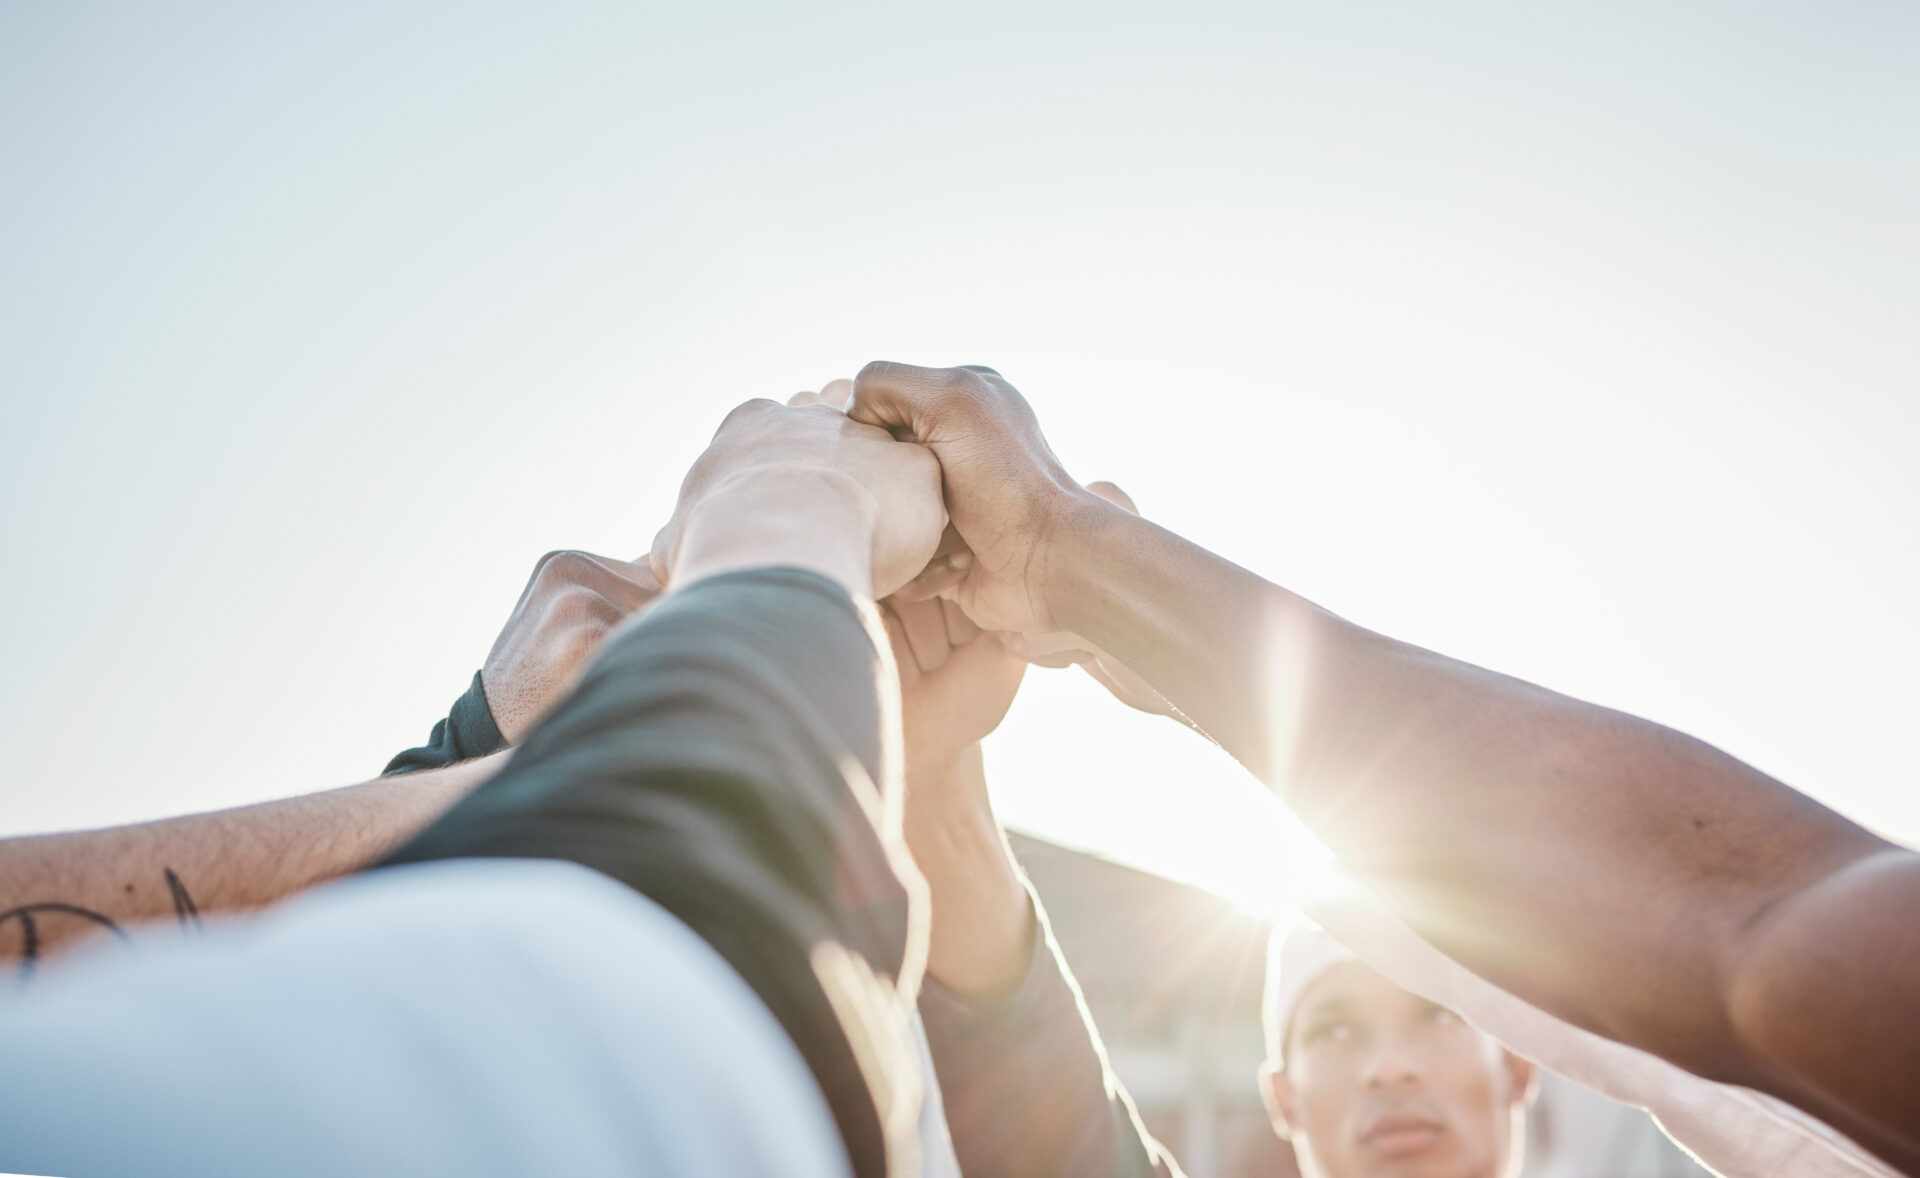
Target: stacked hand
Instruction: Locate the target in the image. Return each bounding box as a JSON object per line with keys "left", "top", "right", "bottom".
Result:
{"left": 756, "top": 372, "right": 1167, "bottom": 730}
{"left": 523, "top": 366, "right": 1161, "bottom": 1001}
{"left": 851, "top": 365, "right": 1173, "bottom": 716}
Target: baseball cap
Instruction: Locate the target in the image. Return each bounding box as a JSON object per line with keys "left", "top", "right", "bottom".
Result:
{"left": 1263, "top": 921, "right": 1358, "bottom": 1066}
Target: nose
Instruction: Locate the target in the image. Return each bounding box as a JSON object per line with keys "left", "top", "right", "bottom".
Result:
{"left": 1358, "top": 1027, "right": 1426, "bottom": 1089}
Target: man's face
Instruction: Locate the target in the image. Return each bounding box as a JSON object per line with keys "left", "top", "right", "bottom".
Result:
{"left": 1263, "top": 962, "right": 1532, "bottom": 1178}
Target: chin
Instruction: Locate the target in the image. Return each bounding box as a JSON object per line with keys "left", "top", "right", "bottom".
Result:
{"left": 1350, "top": 1143, "right": 1481, "bottom": 1178}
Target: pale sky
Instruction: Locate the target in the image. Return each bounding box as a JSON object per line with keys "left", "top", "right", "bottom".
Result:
{"left": 3, "top": 1, "right": 1915, "bottom": 914}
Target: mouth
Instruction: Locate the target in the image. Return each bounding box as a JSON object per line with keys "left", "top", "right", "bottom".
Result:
{"left": 1359, "top": 1112, "right": 1447, "bottom": 1156}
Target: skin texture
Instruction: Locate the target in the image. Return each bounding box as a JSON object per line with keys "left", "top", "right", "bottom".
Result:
{"left": 0, "top": 753, "right": 504, "bottom": 973}
{"left": 482, "top": 550, "right": 662, "bottom": 743}
{"left": 992, "top": 481, "right": 1175, "bottom": 719}
{"left": 1263, "top": 963, "right": 1532, "bottom": 1178}
{"left": 849, "top": 359, "right": 1920, "bottom": 1174}
{"left": 652, "top": 396, "right": 946, "bottom": 600}
{"left": 0, "top": 546, "right": 661, "bottom": 975}
{"left": 788, "top": 381, "right": 1038, "bottom": 1000}
{"left": 850, "top": 362, "right": 1083, "bottom": 634}
{"left": 883, "top": 593, "right": 1035, "bottom": 999}
{"left": 1, "top": 393, "right": 941, "bottom": 985}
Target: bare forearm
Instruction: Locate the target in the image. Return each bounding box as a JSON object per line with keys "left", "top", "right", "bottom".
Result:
{"left": 909, "top": 744, "right": 1176, "bottom": 1178}
{"left": 0, "top": 754, "right": 501, "bottom": 970}
{"left": 904, "top": 745, "right": 1035, "bottom": 1000}
{"left": 1047, "top": 497, "right": 1914, "bottom": 1142}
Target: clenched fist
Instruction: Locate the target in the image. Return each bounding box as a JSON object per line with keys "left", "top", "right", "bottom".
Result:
{"left": 849, "top": 362, "right": 1098, "bottom": 633}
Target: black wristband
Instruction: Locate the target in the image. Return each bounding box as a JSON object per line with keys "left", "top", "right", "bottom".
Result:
{"left": 382, "top": 670, "right": 507, "bottom": 776}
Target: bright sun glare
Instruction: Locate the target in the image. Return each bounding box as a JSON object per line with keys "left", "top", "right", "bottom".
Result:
{"left": 1153, "top": 789, "right": 1346, "bottom": 925}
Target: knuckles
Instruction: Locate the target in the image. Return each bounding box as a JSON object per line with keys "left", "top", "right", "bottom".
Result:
{"left": 858, "top": 361, "right": 1005, "bottom": 421}
{"left": 532, "top": 549, "right": 603, "bottom": 589}
{"left": 542, "top": 580, "right": 623, "bottom": 640}
{"left": 530, "top": 553, "right": 635, "bottom": 636}
{"left": 717, "top": 397, "right": 782, "bottom": 433}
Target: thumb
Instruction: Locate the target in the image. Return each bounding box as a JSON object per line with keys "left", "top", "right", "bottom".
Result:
{"left": 850, "top": 360, "right": 946, "bottom": 440}
{"left": 1085, "top": 480, "right": 1139, "bottom": 515}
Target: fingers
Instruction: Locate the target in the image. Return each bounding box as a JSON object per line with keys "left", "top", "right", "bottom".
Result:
{"left": 849, "top": 360, "right": 958, "bottom": 439}
{"left": 891, "top": 595, "right": 955, "bottom": 675}
{"left": 1085, "top": 480, "right": 1138, "bottom": 515}
{"left": 996, "top": 627, "right": 1085, "bottom": 662}
{"left": 818, "top": 378, "right": 853, "bottom": 409}
{"left": 647, "top": 524, "right": 676, "bottom": 589}
{"left": 715, "top": 396, "right": 783, "bottom": 437}
{"left": 941, "top": 598, "right": 979, "bottom": 646}
{"left": 892, "top": 524, "right": 974, "bottom": 601}
{"left": 570, "top": 553, "right": 663, "bottom": 612}
{"left": 877, "top": 602, "right": 922, "bottom": 692}
{"left": 624, "top": 557, "right": 664, "bottom": 595}
{"left": 529, "top": 550, "right": 660, "bottom": 612}
{"left": 882, "top": 595, "right": 992, "bottom": 685}
{"left": 787, "top": 379, "right": 853, "bottom": 410}
{"left": 913, "top": 630, "right": 1028, "bottom": 716}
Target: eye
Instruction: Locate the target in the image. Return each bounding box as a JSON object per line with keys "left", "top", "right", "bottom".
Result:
{"left": 1303, "top": 1019, "right": 1353, "bottom": 1046}
{"left": 1422, "top": 1005, "right": 1463, "bottom": 1027}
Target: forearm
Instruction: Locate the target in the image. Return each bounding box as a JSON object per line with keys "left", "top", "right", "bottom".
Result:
{"left": 1048, "top": 499, "right": 1903, "bottom": 1084}
{"left": 844, "top": 360, "right": 1916, "bottom": 1166}
{"left": 919, "top": 882, "right": 1182, "bottom": 1178}
{"left": 0, "top": 755, "right": 500, "bottom": 970}
{"left": 1045, "top": 493, "right": 1306, "bottom": 784}
{"left": 904, "top": 745, "right": 1034, "bottom": 999}
{"left": 905, "top": 744, "right": 1177, "bottom": 1176}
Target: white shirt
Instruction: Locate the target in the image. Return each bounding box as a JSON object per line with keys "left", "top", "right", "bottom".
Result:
{"left": 0, "top": 859, "right": 903, "bottom": 1178}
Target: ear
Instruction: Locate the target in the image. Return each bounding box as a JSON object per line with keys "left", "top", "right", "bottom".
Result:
{"left": 1500, "top": 1049, "right": 1539, "bottom": 1108}
{"left": 1257, "top": 1061, "right": 1297, "bottom": 1139}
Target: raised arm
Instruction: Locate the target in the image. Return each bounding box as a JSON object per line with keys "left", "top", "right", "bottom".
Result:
{"left": 851, "top": 360, "right": 1920, "bottom": 1175}
{"left": 0, "top": 398, "right": 949, "bottom": 1178}
{"left": 880, "top": 590, "right": 1182, "bottom": 1178}
{"left": 0, "top": 755, "right": 502, "bottom": 975}
{"left": 2, "top": 546, "right": 663, "bottom": 978}
{"left": 384, "top": 397, "right": 950, "bottom": 1178}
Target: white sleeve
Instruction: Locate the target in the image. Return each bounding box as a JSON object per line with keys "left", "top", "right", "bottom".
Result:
{"left": 1303, "top": 894, "right": 1900, "bottom": 1178}
{"left": 0, "top": 859, "right": 853, "bottom": 1178}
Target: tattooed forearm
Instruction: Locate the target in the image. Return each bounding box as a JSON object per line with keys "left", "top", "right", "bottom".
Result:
{"left": 0, "top": 758, "right": 501, "bottom": 981}
{"left": 4, "top": 868, "right": 199, "bottom": 981}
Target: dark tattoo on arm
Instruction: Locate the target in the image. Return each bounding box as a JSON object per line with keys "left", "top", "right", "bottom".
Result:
{"left": 2, "top": 903, "right": 131, "bottom": 983}
{"left": 5, "top": 867, "right": 201, "bottom": 983}
{"left": 165, "top": 867, "right": 202, "bottom": 934}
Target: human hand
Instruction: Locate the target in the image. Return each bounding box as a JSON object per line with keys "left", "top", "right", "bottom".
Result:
{"left": 482, "top": 550, "right": 663, "bottom": 743}
{"left": 650, "top": 396, "right": 946, "bottom": 599}
{"left": 848, "top": 362, "right": 1102, "bottom": 633}
{"left": 784, "top": 377, "right": 854, "bottom": 410}
{"left": 881, "top": 595, "right": 1028, "bottom": 779}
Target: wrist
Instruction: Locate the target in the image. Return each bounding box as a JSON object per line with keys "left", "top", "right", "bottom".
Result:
{"left": 903, "top": 745, "right": 1036, "bottom": 999}
{"left": 671, "top": 467, "right": 879, "bottom": 598}
{"left": 1034, "top": 486, "right": 1135, "bottom": 637}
